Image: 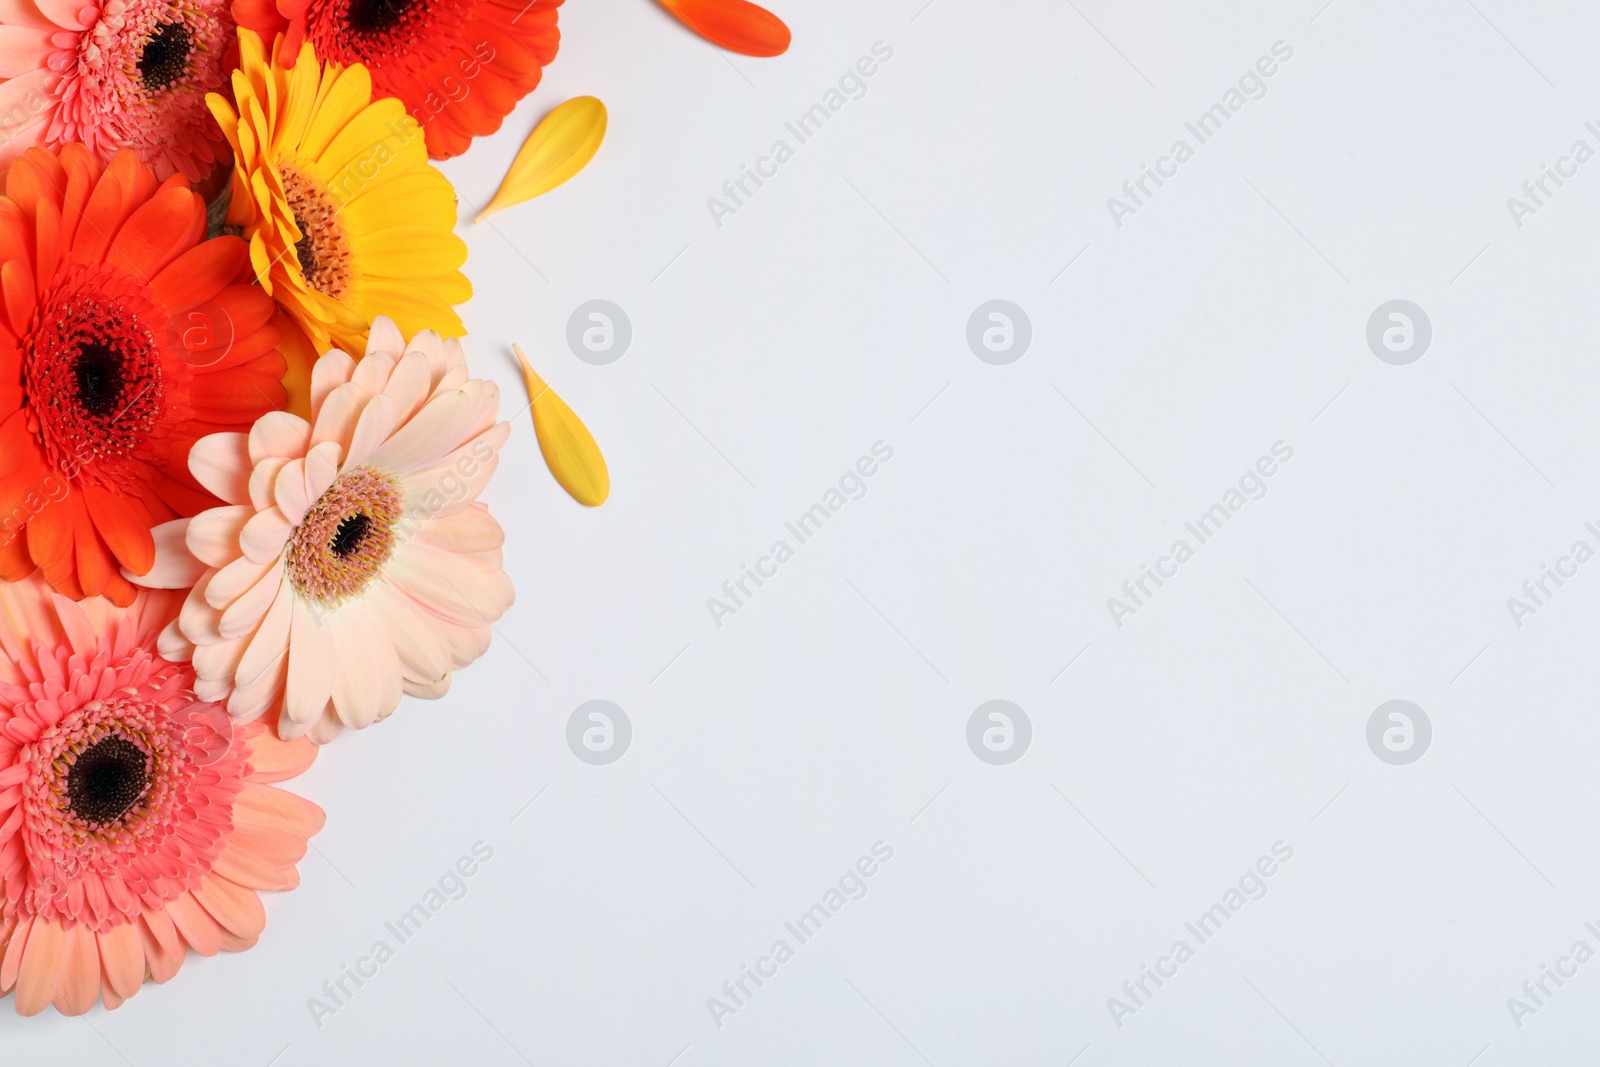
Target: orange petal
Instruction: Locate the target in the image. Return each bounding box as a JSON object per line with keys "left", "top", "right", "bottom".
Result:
{"left": 659, "top": 0, "right": 790, "bottom": 57}
{"left": 194, "top": 874, "right": 266, "bottom": 943}
{"left": 52, "top": 923, "right": 100, "bottom": 1016}
{"left": 166, "top": 892, "right": 222, "bottom": 957}
{"left": 14, "top": 917, "right": 65, "bottom": 1016}
{"left": 96, "top": 923, "right": 144, "bottom": 1001}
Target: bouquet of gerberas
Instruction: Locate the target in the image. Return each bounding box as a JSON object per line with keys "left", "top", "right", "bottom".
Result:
{"left": 0, "top": 0, "right": 787, "bottom": 1016}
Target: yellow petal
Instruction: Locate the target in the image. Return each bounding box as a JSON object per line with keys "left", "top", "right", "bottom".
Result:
{"left": 514, "top": 344, "right": 610, "bottom": 507}
{"left": 476, "top": 97, "right": 607, "bottom": 223}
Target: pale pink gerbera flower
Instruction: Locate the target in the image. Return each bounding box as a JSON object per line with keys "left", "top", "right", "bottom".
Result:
{"left": 0, "top": 0, "right": 234, "bottom": 179}
{"left": 0, "top": 575, "right": 322, "bottom": 1015}
{"left": 134, "top": 317, "right": 514, "bottom": 743}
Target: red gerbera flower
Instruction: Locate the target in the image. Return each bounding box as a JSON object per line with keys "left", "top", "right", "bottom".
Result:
{"left": 0, "top": 144, "right": 286, "bottom": 606}
{"left": 233, "top": 0, "right": 564, "bottom": 159}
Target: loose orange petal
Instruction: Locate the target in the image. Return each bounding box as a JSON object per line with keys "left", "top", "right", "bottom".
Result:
{"left": 513, "top": 344, "right": 609, "bottom": 507}
{"left": 659, "top": 0, "right": 790, "bottom": 57}
{"left": 475, "top": 97, "right": 607, "bottom": 223}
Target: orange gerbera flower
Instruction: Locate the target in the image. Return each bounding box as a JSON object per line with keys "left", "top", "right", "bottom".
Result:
{"left": 0, "top": 145, "right": 285, "bottom": 606}
{"left": 233, "top": 0, "right": 563, "bottom": 159}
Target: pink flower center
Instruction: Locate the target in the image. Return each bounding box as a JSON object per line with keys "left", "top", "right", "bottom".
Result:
{"left": 287, "top": 467, "right": 404, "bottom": 604}
{"left": 54, "top": 0, "right": 235, "bottom": 179}
{"left": 10, "top": 645, "right": 248, "bottom": 930}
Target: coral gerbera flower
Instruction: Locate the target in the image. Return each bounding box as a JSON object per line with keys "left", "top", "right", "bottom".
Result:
{"left": 232, "top": 0, "right": 562, "bottom": 159}
{"left": 0, "top": 576, "right": 322, "bottom": 1015}
{"left": 0, "top": 0, "right": 236, "bottom": 179}
{"left": 134, "top": 317, "right": 513, "bottom": 743}
{"left": 207, "top": 31, "right": 470, "bottom": 357}
{"left": 0, "top": 144, "right": 285, "bottom": 606}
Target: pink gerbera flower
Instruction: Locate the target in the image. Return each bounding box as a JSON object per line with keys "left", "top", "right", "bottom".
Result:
{"left": 0, "top": 575, "right": 322, "bottom": 1015}
{"left": 0, "top": 0, "right": 235, "bottom": 178}
{"left": 135, "top": 316, "right": 514, "bottom": 743}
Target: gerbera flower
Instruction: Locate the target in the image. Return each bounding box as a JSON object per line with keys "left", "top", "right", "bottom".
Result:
{"left": 133, "top": 317, "right": 513, "bottom": 743}
{"left": 0, "top": 0, "right": 236, "bottom": 179}
{"left": 0, "top": 144, "right": 285, "bottom": 606}
{"left": 0, "top": 576, "right": 322, "bottom": 1015}
{"left": 207, "top": 31, "right": 470, "bottom": 357}
{"left": 232, "top": 0, "right": 562, "bottom": 159}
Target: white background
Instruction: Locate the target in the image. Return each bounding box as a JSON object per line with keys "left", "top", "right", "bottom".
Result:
{"left": 10, "top": 0, "right": 1600, "bottom": 1063}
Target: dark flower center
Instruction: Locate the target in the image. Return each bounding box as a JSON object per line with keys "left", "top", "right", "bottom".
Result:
{"left": 346, "top": 0, "right": 413, "bottom": 34}
{"left": 139, "top": 22, "right": 192, "bottom": 92}
{"left": 74, "top": 343, "right": 125, "bottom": 417}
{"left": 331, "top": 512, "right": 373, "bottom": 557}
{"left": 293, "top": 212, "right": 318, "bottom": 282}
{"left": 282, "top": 170, "right": 350, "bottom": 298}
{"left": 66, "top": 736, "right": 150, "bottom": 824}
{"left": 22, "top": 273, "right": 166, "bottom": 484}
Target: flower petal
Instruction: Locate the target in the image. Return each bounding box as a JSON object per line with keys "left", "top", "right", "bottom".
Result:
{"left": 273, "top": 458, "right": 310, "bottom": 526}
{"left": 97, "top": 923, "right": 144, "bottom": 1001}
{"left": 343, "top": 392, "right": 396, "bottom": 470}
{"left": 475, "top": 96, "right": 606, "bottom": 223}
{"left": 134, "top": 518, "right": 207, "bottom": 588}
{"left": 219, "top": 568, "right": 284, "bottom": 640}
{"left": 187, "top": 505, "right": 252, "bottom": 568}
{"left": 248, "top": 410, "right": 311, "bottom": 465}
{"left": 328, "top": 598, "right": 401, "bottom": 729}
{"left": 367, "top": 581, "right": 449, "bottom": 686}
{"left": 364, "top": 316, "right": 404, "bottom": 360}
{"left": 14, "top": 917, "right": 65, "bottom": 1016}
{"left": 311, "top": 380, "right": 370, "bottom": 454}
{"left": 283, "top": 599, "right": 335, "bottom": 726}
{"left": 308, "top": 347, "right": 356, "bottom": 413}
{"left": 385, "top": 541, "right": 514, "bottom": 626}
{"left": 235, "top": 577, "right": 293, "bottom": 689}
{"left": 659, "top": 0, "right": 790, "bottom": 56}
{"left": 188, "top": 432, "right": 253, "bottom": 504}
{"left": 516, "top": 345, "right": 608, "bottom": 506}
{"left": 304, "top": 439, "right": 341, "bottom": 503}
{"left": 239, "top": 507, "right": 293, "bottom": 563}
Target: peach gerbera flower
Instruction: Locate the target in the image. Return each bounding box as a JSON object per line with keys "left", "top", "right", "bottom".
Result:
{"left": 134, "top": 317, "right": 513, "bottom": 743}
{"left": 0, "top": 575, "right": 322, "bottom": 1016}
{"left": 0, "top": 0, "right": 236, "bottom": 179}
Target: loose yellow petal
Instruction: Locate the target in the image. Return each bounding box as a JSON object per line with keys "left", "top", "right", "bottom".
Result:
{"left": 476, "top": 98, "right": 607, "bottom": 223}
{"left": 514, "top": 344, "right": 610, "bottom": 507}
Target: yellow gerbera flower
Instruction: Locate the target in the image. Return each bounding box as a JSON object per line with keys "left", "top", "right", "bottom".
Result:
{"left": 206, "top": 31, "right": 470, "bottom": 356}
